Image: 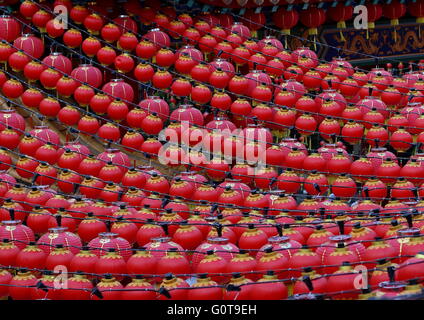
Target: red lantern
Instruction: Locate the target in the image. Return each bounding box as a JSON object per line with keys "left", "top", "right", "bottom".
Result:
{"left": 34, "top": 143, "right": 59, "bottom": 165}
{"left": 0, "top": 213, "right": 34, "bottom": 250}
{"left": 57, "top": 105, "right": 81, "bottom": 126}
{"left": 15, "top": 155, "right": 39, "bottom": 178}
{"left": 61, "top": 273, "right": 93, "bottom": 300}
{"left": 113, "top": 14, "right": 138, "bottom": 33}
{"left": 158, "top": 274, "right": 189, "bottom": 300}
{"left": 156, "top": 248, "right": 191, "bottom": 280}
{"left": 376, "top": 158, "right": 401, "bottom": 185}
{"left": 88, "top": 232, "right": 132, "bottom": 261}
{"left": 39, "top": 68, "right": 62, "bottom": 90}
{"left": 38, "top": 97, "right": 61, "bottom": 117}
{"left": 2, "top": 79, "right": 23, "bottom": 99}
{"left": 365, "top": 125, "right": 389, "bottom": 147}
{"left": 83, "top": 13, "right": 104, "bottom": 34}
{"left": 327, "top": 3, "right": 354, "bottom": 42}
{"left": 74, "top": 212, "right": 105, "bottom": 242}
{"left": 366, "top": 3, "right": 383, "bottom": 37}
{"left": 272, "top": 7, "right": 299, "bottom": 35}
{"left": 32, "top": 9, "right": 52, "bottom": 32}
{"left": 86, "top": 94, "right": 110, "bottom": 116}
{"left": 0, "top": 43, "right": 12, "bottom": 65}
{"left": 188, "top": 274, "right": 222, "bottom": 300}
{"left": 63, "top": 28, "right": 83, "bottom": 48}
{"left": 45, "top": 244, "right": 74, "bottom": 271}
{"left": 144, "top": 27, "right": 170, "bottom": 49}
{"left": 0, "top": 129, "right": 20, "bottom": 150}
{"left": 71, "top": 64, "right": 103, "bottom": 88}
{"left": 100, "top": 23, "right": 121, "bottom": 43}
{"left": 77, "top": 115, "right": 100, "bottom": 135}
{"left": 14, "top": 34, "right": 44, "bottom": 58}
{"left": 299, "top": 6, "right": 326, "bottom": 46}
{"left": 398, "top": 252, "right": 424, "bottom": 281}
{"left": 20, "top": 1, "right": 38, "bottom": 19}
{"left": 135, "top": 39, "right": 157, "bottom": 59}
{"left": 119, "top": 130, "right": 144, "bottom": 152}
{"left": 390, "top": 128, "right": 413, "bottom": 152}
{"left": 223, "top": 273, "right": 253, "bottom": 300}
{"left": 34, "top": 162, "right": 57, "bottom": 186}
{"left": 102, "top": 78, "right": 134, "bottom": 102}
{"left": 21, "top": 88, "right": 43, "bottom": 109}
{"left": 22, "top": 62, "right": 44, "bottom": 85}
{"left": 42, "top": 52, "right": 71, "bottom": 75}
{"left": 81, "top": 36, "right": 101, "bottom": 57}
{"left": 151, "top": 69, "right": 173, "bottom": 89}
{"left": 191, "top": 236, "right": 238, "bottom": 270}
{"left": 93, "top": 275, "right": 123, "bottom": 300}
{"left": 105, "top": 98, "right": 128, "bottom": 121}
{"left": 383, "top": 0, "right": 406, "bottom": 41}
{"left": 219, "top": 249, "right": 254, "bottom": 282}
{"left": 97, "top": 123, "right": 121, "bottom": 142}
{"left": 96, "top": 46, "right": 117, "bottom": 66}
{"left": 230, "top": 22, "right": 250, "bottom": 41}
{"left": 9, "top": 270, "right": 37, "bottom": 300}
{"left": 55, "top": 77, "right": 78, "bottom": 97}
{"left": 36, "top": 225, "right": 81, "bottom": 255}
{"left": 23, "top": 185, "right": 53, "bottom": 210}
{"left": 401, "top": 159, "right": 424, "bottom": 186}
{"left": 331, "top": 174, "right": 357, "bottom": 198}
{"left": 168, "top": 20, "right": 186, "bottom": 39}
{"left": 56, "top": 170, "right": 81, "bottom": 194}
{"left": 95, "top": 248, "right": 127, "bottom": 281}
{"left": 121, "top": 277, "right": 156, "bottom": 300}
{"left": 15, "top": 241, "right": 46, "bottom": 272}
{"left": 362, "top": 177, "right": 387, "bottom": 201}
{"left": 0, "top": 238, "right": 19, "bottom": 268}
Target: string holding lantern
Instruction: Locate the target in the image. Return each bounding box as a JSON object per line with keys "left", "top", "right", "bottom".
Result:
{"left": 382, "top": 0, "right": 406, "bottom": 42}
{"left": 299, "top": 5, "right": 326, "bottom": 50}
{"left": 327, "top": 3, "right": 353, "bottom": 42}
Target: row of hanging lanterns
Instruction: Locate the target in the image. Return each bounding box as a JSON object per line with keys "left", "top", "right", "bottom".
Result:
{"left": 0, "top": 0, "right": 422, "bottom": 300}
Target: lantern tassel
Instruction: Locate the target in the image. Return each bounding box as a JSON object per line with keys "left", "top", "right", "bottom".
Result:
{"left": 418, "top": 18, "right": 424, "bottom": 40}
{"left": 337, "top": 21, "right": 346, "bottom": 42}
{"left": 339, "top": 30, "right": 345, "bottom": 42}
{"left": 282, "top": 29, "right": 290, "bottom": 48}
{"left": 391, "top": 19, "right": 399, "bottom": 43}
{"left": 308, "top": 28, "right": 318, "bottom": 51}
{"left": 367, "top": 22, "right": 375, "bottom": 40}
